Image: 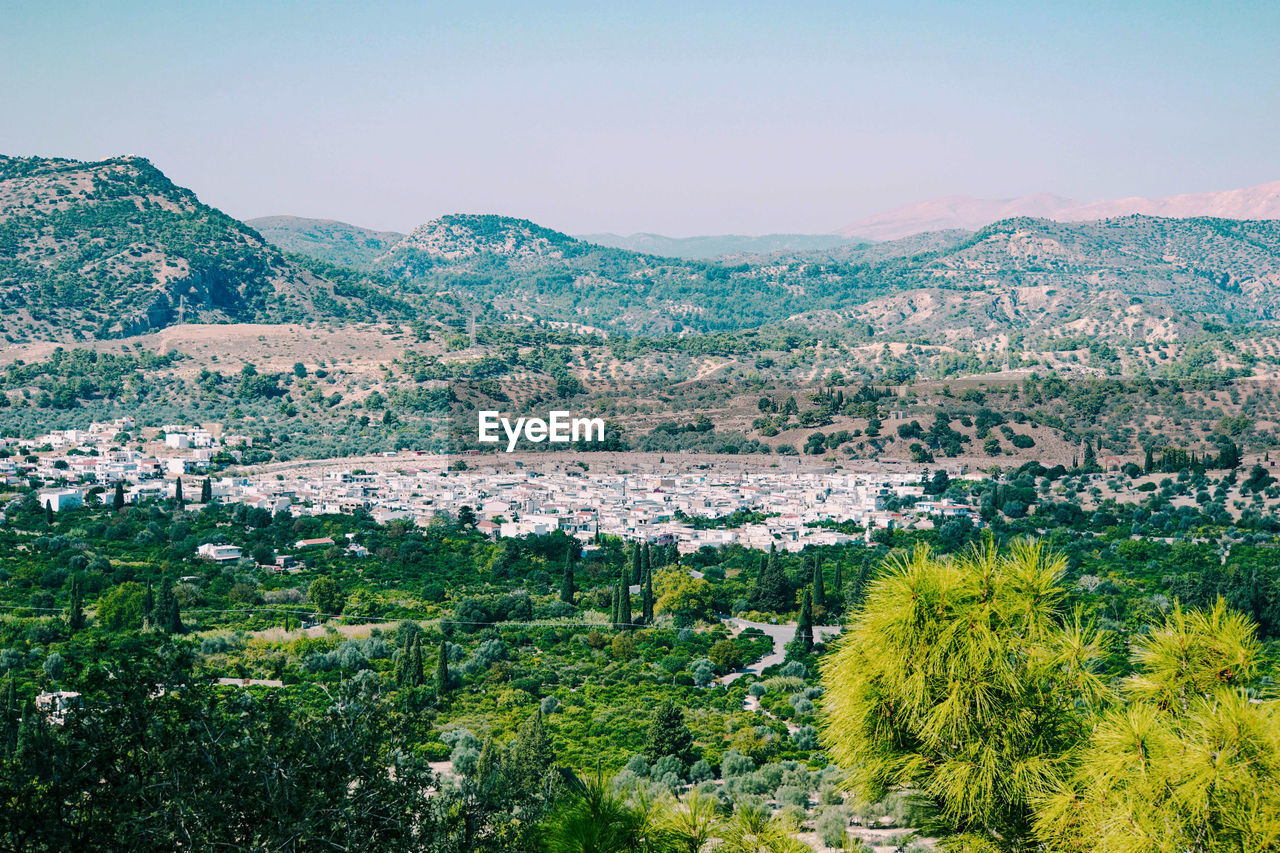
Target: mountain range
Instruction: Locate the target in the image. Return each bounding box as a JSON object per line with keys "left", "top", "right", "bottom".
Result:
{"left": 836, "top": 180, "right": 1280, "bottom": 241}
{"left": 6, "top": 153, "right": 1280, "bottom": 347}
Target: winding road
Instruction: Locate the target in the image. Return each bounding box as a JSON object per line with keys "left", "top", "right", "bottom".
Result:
{"left": 720, "top": 617, "right": 842, "bottom": 685}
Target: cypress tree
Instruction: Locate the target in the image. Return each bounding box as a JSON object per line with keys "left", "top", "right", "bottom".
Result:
{"left": 113, "top": 481, "right": 125, "bottom": 512}
{"left": 200, "top": 477, "right": 212, "bottom": 503}
{"left": 394, "top": 646, "right": 408, "bottom": 687}
{"left": 435, "top": 641, "right": 451, "bottom": 696}
{"left": 157, "top": 583, "right": 182, "bottom": 633}
{"left": 631, "top": 542, "right": 643, "bottom": 585}
{"left": 1144, "top": 447, "right": 1154, "bottom": 473}
{"left": 617, "top": 565, "right": 632, "bottom": 628}
{"left": 1082, "top": 441, "right": 1097, "bottom": 472}
{"left": 67, "top": 574, "right": 86, "bottom": 632}
{"left": 813, "top": 555, "right": 826, "bottom": 612}
{"left": 174, "top": 477, "right": 184, "bottom": 508}
{"left": 642, "top": 562, "right": 654, "bottom": 624}
{"left": 560, "top": 549, "right": 575, "bottom": 604}
{"left": 409, "top": 636, "right": 424, "bottom": 687}
{"left": 796, "top": 589, "right": 814, "bottom": 653}
{"left": 641, "top": 542, "right": 651, "bottom": 585}
{"left": 834, "top": 560, "right": 843, "bottom": 597}
{"left": 45, "top": 500, "right": 53, "bottom": 525}
{"left": 1, "top": 671, "right": 14, "bottom": 757}
{"left": 143, "top": 580, "right": 155, "bottom": 627}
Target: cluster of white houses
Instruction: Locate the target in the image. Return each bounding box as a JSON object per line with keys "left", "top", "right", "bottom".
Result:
{"left": 203, "top": 457, "right": 976, "bottom": 554}
{"left": 7, "top": 417, "right": 978, "bottom": 553}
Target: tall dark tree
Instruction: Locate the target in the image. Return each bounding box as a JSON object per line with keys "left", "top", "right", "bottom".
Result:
{"left": 640, "top": 542, "right": 651, "bottom": 586}
{"left": 200, "top": 478, "right": 212, "bottom": 503}
{"left": 408, "top": 636, "right": 425, "bottom": 688}
{"left": 113, "top": 481, "right": 125, "bottom": 512}
{"left": 0, "top": 671, "right": 14, "bottom": 758}
{"left": 156, "top": 583, "right": 183, "bottom": 634}
{"left": 616, "top": 566, "right": 632, "bottom": 629}
{"left": 435, "top": 641, "right": 451, "bottom": 696}
{"left": 834, "top": 560, "right": 843, "bottom": 597}
{"left": 174, "top": 477, "right": 184, "bottom": 508}
{"left": 644, "top": 700, "right": 695, "bottom": 763}
{"left": 813, "top": 555, "right": 826, "bottom": 613}
{"left": 751, "top": 544, "right": 793, "bottom": 612}
{"left": 796, "top": 589, "right": 815, "bottom": 654}
{"left": 143, "top": 580, "right": 156, "bottom": 628}
{"left": 507, "top": 710, "right": 555, "bottom": 799}
{"left": 1082, "top": 440, "right": 1098, "bottom": 472}
{"left": 67, "top": 574, "right": 86, "bottom": 632}
{"left": 44, "top": 500, "right": 53, "bottom": 525}
{"left": 641, "top": 562, "right": 654, "bottom": 625}
{"left": 630, "top": 543, "right": 643, "bottom": 586}
{"left": 560, "top": 549, "right": 575, "bottom": 605}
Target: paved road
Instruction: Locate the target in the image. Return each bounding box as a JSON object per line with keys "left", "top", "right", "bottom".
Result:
{"left": 720, "top": 617, "right": 841, "bottom": 685}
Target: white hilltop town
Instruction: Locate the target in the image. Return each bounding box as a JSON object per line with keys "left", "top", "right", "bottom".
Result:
{"left": 2, "top": 417, "right": 981, "bottom": 556}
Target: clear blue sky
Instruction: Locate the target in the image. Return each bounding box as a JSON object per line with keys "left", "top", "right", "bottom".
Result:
{"left": 3, "top": 1, "right": 1278, "bottom": 235}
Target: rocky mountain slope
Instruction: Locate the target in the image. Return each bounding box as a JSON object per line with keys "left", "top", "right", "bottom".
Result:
{"left": 0, "top": 155, "right": 422, "bottom": 341}
{"left": 352, "top": 211, "right": 1280, "bottom": 341}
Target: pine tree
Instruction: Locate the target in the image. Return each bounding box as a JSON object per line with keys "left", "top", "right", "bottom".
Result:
{"left": 644, "top": 700, "right": 695, "bottom": 763}
{"left": 435, "top": 641, "right": 451, "bottom": 696}
{"left": 751, "top": 544, "right": 793, "bottom": 612}
{"left": 796, "top": 589, "right": 814, "bottom": 653}
{"left": 560, "top": 549, "right": 575, "bottom": 605}
{"left": 113, "top": 481, "right": 125, "bottom": 512}
{"left": 508, "top": 710, "right": 556, "bottom": 797}
{"left": 174, "top": 477, "right": 184, "bottom": 508}
{"left": 200, "top": 477, "right": 212, "bottom": 503}
{"left": 813, "top": 555, "right": 826, "bottom": 613}
{"left": 67, "top": 574, "right": 86, "bottom": 632}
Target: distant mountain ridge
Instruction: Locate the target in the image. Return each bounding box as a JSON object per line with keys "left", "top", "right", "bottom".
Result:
{"left": 577, "top": 232, "right": 859, "bottom": 259}
{"left": 838, "top": 180, "right": 1280, "bottom": 241}
{"left": 8, "top": 153, "right": 1280, "bottom": 345}
{"left": 246, "top": 216, "right": 404, "bottom": 269}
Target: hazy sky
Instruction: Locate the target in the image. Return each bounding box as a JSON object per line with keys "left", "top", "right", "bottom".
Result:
{"left": 4, "top": 1, "right": 1278, "bottom": 235}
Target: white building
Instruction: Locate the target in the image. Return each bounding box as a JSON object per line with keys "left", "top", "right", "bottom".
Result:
{"left": 197, "top": 543, "right": 243, "bottom": 562}
{"left": 38, "top": 489, "right": 83, "bottom": 512}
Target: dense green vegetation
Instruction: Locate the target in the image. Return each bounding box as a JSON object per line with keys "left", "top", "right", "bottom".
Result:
{"left": 0, "top": 475, "right": 1277, "bottom": 849}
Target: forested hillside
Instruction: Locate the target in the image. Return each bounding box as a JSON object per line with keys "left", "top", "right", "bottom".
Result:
{"left": 0, "top": 156, "right": 423, "bottom": 342}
